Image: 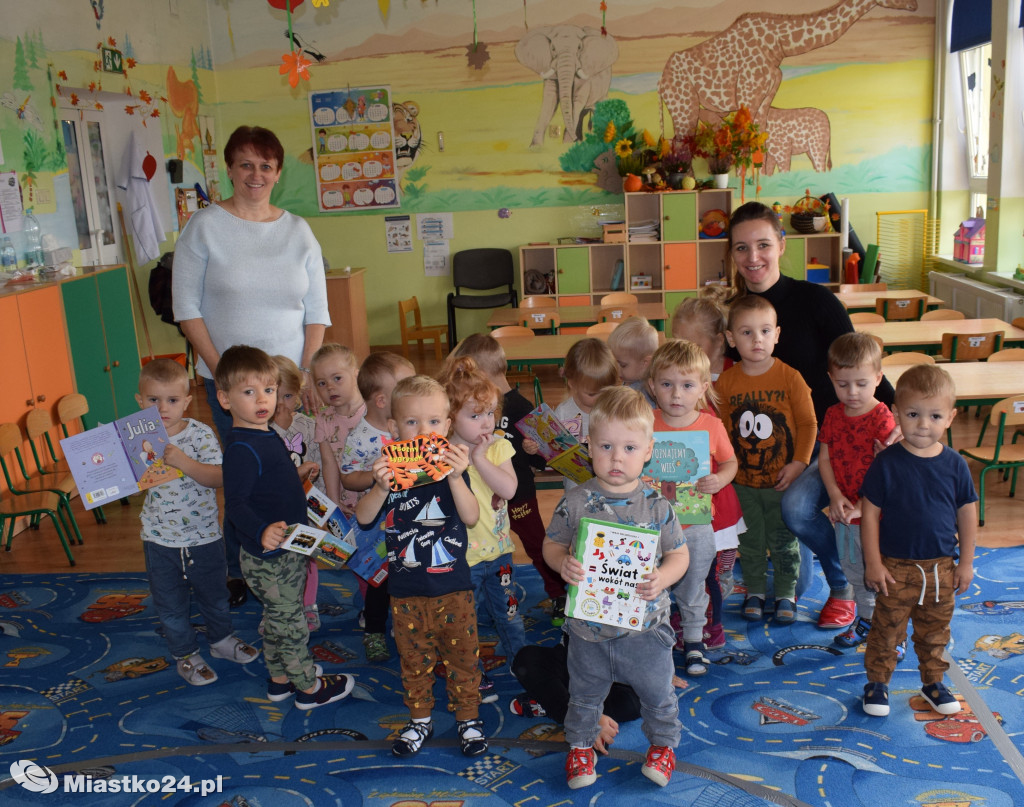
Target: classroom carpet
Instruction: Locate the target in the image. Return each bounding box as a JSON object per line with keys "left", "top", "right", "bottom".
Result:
{"left": 0, "top": 547, "right": 1023, "bottom": 807}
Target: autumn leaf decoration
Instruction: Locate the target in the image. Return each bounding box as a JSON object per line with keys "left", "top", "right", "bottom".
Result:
{"left": 273, "top": 0, "right": 314, "bottom": 87}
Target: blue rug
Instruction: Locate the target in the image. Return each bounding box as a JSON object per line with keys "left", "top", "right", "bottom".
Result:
{"left": 0, "top": 547, "right": 1022, "bottom": 806}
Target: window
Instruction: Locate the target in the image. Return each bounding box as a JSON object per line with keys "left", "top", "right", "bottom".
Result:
{"left": 958, "top": 42, "right": 990, "bottom": 216}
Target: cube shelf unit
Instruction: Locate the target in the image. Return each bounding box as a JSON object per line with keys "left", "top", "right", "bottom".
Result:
{"left": 518, "top": 189, "right": 841, "bottom": 318}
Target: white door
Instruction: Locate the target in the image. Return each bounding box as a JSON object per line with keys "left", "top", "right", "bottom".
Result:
{"left": 60, "top": 109, "right": 120, "bottom": 267}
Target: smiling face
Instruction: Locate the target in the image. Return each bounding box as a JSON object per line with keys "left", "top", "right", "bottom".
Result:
{"left": 588, "top": 420, "right": 654, "bottom": 495}
{"left": 893, "top": 392, "right": 956, "bottom": 457}
{"left": 136, "top": 378, "right": 191, "bottom": 437}
{"left": 225, "top": 144, "right": 281, "bottom": 207}
{"left": 217, "top": 375, "right": 278, "bottom": 430}
{"left": 726, "top": 308, "right": 780, "bottom": 370}
{"left": 452, "top": 395, "right": 498, "bottom": 446}
{"left": 829, "top": 362, "right": 883, "bottom": 417}
{"left": 649, "top": 366, "right": 709, "bottom": 427}
{"left": 389, "top": 390, "right": 451, "bottom": 440}
{"left": 730, "top": 219, "right": 785, "bottom": 293}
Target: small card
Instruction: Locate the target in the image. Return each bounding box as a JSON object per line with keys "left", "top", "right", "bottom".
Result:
{"left": 280, "top": 524, "right": 329, "bottom": 556}
{"left": 380, "top": 432, "right": 454, "bottom": 491}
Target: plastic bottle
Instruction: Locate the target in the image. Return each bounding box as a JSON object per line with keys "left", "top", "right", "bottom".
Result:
{"left": 1, "top": 235, "right": 16, "bottom": 272}
{"left": 22, "top": 209, "right": 44, "bottom": 267}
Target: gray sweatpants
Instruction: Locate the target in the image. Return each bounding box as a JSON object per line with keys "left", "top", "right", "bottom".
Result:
{"left": 670, "top": 523, "right": 716, "bottom": 643}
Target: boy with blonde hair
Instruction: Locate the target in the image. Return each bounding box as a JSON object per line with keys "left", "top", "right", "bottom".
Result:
{"left": 544, "top": 385, "right": 689, "bottom": 789}
{"left": 607, "top": 315, "right": 659, "bottom": 406}
{"left": 860, "top": 365, "right": 977, "bottom": 718}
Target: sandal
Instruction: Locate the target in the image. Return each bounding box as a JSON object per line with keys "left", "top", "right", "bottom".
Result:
{"left": 177, "top": 653, "right": 218, "bottom": 686}
{"left": 457, "top": 717, "right": 488, "bottom": 757}
{"left": 210, "top": 635, "right": 260, "bottom": 664}
{"left": 392, "top": 719, "right": 433, "bottom": 757}
{"left": 742, "top": 595, "right": 765, "bottom": 622}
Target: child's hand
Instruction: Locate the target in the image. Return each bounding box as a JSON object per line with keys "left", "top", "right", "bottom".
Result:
{"left": 297, "top": 461, "right": 319, "bottom": 484}
{"left": 774, "top": 461, "right": 807, "bottom": 492}
{"left": 874, "top": 423, "right": 902, "bottom": 455}
{"left": 864, "top": 561, "right": 895, "bottom": 597}
{"left": 444, "top": 441, "right": 471, "bottom": 475}
{"left": 559, "top": 554, "right": 584, "bottom": 585}
{"left": 695, "top": 472, "right": 724, "bottom": 495}
{"left": 522, "top": 438, "right": 540, "bottom": 455}
{"left": 827, "top": 495, "right": 856, "bottom": 525}
{"left": 470, "top": 432, "right": 497, "bottom": 462}
{"left": 954, "top": 560, "right": 974, "bottom": 594}
{"left": 370, "top": 455, "right": 394, "bottom": 492}
{"left": 162, "top": 444, "right": 184, "bottom": 470}
{"left": 261, "top": 521, "right": 289, "bottom": 552}
{"left": 594, "top": 715, "right": 619, "bottom": 755}
{"left": 638, "top": 567, "right": 664, "bottom": 600}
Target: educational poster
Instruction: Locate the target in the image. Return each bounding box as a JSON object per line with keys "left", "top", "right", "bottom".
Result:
{"left": 309, "top": 85, "right": 400, "bottom": 212}
{"left": 642, "top": 431, "right": 712, "bottom": 525}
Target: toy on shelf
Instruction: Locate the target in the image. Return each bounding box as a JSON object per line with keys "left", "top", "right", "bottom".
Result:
{"left": 953, "top": 218, "right": 985, "bottom": 265}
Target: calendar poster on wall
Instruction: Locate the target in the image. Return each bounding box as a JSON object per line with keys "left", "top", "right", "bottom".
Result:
{"left": 309, "top": 86, "right": 400, "bottom": 212}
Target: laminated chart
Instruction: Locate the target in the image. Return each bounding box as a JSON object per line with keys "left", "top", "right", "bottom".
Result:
{"left": 309, "top": 85, "right": 400, "bottom": 212}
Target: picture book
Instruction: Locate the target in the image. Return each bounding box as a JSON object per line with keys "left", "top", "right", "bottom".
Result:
{"left": 380, "top": 432, "right": 454, "bottom": 491}
{"left": 299, "top": 480, "right": 387, "bottom": 583}
{"left": 642, "top": 430, "right": 712, "bottom": 525}
{"left": 566, "top": 518, "right": 658, "bottom": 631}
{"left": 514, "top": 403, "right": 594, "bottom": 485}
{"left": 60, "top": 406, "right": 184, "bottom": 510}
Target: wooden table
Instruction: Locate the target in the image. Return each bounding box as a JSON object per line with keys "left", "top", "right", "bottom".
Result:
{"left": 855, "top": 318, "right": 1024, "bottom": 352}
{"left": 883, "top": 362, "right": 1024, "bottom": 407}
{"left": 488, "top": 301, "right": 669, "bottom": 331}
{"left": 836, "top": 289, "right": 944, "bottom": 312}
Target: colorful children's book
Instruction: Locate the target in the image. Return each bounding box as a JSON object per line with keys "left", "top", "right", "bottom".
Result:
{"left": 565, "top": 518, "right": 658, "bottom": 631}
{"left": 642, "top": 430, "right": 712, "bottom": 525}
{"left": 380, "top": 432, "right": 454, "bottom": 491}
{"left": 515, "top": 403, "right": 593, "bottom": 484}
{"left": 59, "top": 406, "right": 184, "bottom": 510}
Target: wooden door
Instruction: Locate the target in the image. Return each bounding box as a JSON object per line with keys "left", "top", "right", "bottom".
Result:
{"left": 18, "top": 286, "right": 74, "bottom": 421}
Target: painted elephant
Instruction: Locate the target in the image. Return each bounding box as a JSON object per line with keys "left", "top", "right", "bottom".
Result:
{"left": 515, "top": 24, "right": 618, "bottom": 147}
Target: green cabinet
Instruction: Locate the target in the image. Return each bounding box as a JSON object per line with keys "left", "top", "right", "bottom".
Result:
{"left": 62, "top": 267, "right": 141, "bottom": 427}
{"left": 662, "top": 193, "right": 697, "bottom": 241}
{"left": 555, "top": 247, "right": 591, "bottom": 295}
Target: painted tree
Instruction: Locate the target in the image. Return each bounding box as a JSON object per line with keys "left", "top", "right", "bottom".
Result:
{"left": 123, "top": 33, "right": 135, "bottom": 60}
{"left": 26, "top": 34, "right": 39, "bottom": 69}
{"left": 13, "top": 37, "right": 33, "bottom": 92}
{"left": 35, "top": 30, "right": 45, "bottom": 62}
{"left": 191, "top": 49, "right": 205, "bottom": 103}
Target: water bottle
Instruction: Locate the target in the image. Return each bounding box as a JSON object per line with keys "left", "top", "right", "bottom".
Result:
{"left": 1, "top": 235, "right": 16, "bottom": 272}
{"left": 22, "top": 209, "right": 44, "bottom": 267}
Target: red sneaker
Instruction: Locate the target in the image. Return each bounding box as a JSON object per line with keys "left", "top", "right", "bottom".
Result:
{"left": 642, "top": 745, "right": 675, "bottom": 787}
{"left": 566, "top": 747, "right": 597, "bottom": 789}
{"left": 817, "top": 597, "right": 856, "bottom": 629}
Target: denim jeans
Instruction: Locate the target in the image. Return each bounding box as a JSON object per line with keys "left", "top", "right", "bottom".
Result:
{"left": 565, "top": 622, "right": 680, "bottom": 749}
{"left": 470, "top": 553, "right": 527, "bottom": 665}
{"left": 144, "top": 540, "right": 233, "bottom": 659}
{"left": 781, "top": 448, "right": 849, "bottom": 598}
{"left": 203, "top": 377, "right": 242, "bottom": 579}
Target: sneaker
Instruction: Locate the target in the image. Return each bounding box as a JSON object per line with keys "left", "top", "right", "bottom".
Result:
{"left": 551, "top": 596, "right": 567, "bottom": 627}
{"left": 509, "top": 694, "right": 547, "bottom": 717}
{"left": 834, "top": 616, "right": 871, "bottom": 648}
{"left": 209, "top": 635, "right": 260, "bottom": 664}
{"left": 818, "top": 596, "right": 856, "bottom": 629}
{"left": 457, "top": 717, "right": 488, "bottom": 756}
{"left": 641, "top": 745, "right": 675, "bottom": 787}
{"left": 862, "top": 682, "right": 890, "bottom": 717}
{"left": 684, "top": 642, "right": 709, "bottom": 677}
{"left": 921, "top": 682, "right": 961, "bottom": 715}
{"left": 294, "top": 674, "right": 355, "bottom": 710}
{"left": 742, "top": 595, "right": 764, "bottom": 622}
{"left": 177, "top": 653, "right": 217, "bottom": 686}
{"left": 703, "top": 622, "right": 726, "bottom": 650}
{"left": 392, "top": 718, "right": 433, "bottom": 757}
{"left": 305, "top": 605, "right": 320, "bottom": 632}
{"left": 479, "top": 672, "right": 499, "bottom": 704}
{"left": 363, "top": 632, "right": 391, "bottom": 663}
{"left": 357, "top": 609, "right": 366, "bottom": 629}
{"left": 774, "top": 598, "right": 796, "bottom": 625}
{"left": 566, "top": 747, "right": 597, "bottom": 789}
{"left": 266, "top": 663, "right": 323, "bottom": 701}
{"left": 895, "top": 640, "right": 907, "bottom": 664}
{"left": 719, "top": 572, "right": 735, "bottom": 600}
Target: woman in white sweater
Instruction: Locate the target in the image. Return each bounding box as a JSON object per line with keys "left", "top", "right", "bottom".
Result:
{"left": 173, "top": 125, "right": 330, "bottom": 603}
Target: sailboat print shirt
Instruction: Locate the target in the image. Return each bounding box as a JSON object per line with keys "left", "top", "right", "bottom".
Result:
{"left": 360, "top": 474, "right": 473, "bottom": 599}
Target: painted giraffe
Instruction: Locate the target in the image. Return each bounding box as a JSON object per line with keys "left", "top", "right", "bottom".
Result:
{"left": 763, "top": 107, "right": 833, "bottom": 175}
{"left": 657, "top": 0, "right": 918, "bottom": 142}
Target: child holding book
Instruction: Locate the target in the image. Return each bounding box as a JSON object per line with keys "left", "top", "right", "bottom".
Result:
{"left": 312, "top": 343, "right": 366, "bottom": 515}
{"left": 137, "top": 359, "right": 259, "bottom": 686}
{"left": 356, "top": 375, "right": 486, "bottom": 758}
{"left": 544, "top": 385, "right": 689, "bottom": 789}
{"left": 647, "top": 339, "right": 736, "bottom": 674}
{"left": 715, "top": 296, "right": 817, "bottom": 624}
{"left": 607, "top": 315, "right": 659, "bottom": 406}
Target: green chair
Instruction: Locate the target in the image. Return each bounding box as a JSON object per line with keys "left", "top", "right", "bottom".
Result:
{"left": 958, "top": 395, "right": 1024, "bottom": 526}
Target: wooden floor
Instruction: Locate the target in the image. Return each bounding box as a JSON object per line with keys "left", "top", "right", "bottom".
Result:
{"left": 2, "top": 347, "right": 1020, "bottom": 575}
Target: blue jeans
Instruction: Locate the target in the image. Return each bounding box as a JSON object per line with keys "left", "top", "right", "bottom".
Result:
{"left": 470, "top": 553, "right": 527, "bottom": 665}
{"left": 144, "top": 540, "right": 233, "bottom": 659}
{"left": 203, "top": 377, "right": 242, "bottom": 579}
{"left": 781, "top": 448, "right": 849, "bottom": 598}
{"left": 565, "top": 623, "right": 680, "bottom": 749}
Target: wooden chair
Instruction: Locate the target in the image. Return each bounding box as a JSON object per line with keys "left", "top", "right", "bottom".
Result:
{"left": 958, "top": 395, "right": 1024, "bottom": 526}
{"left": 849, "top": 312, "right": 885, "bottom": 324}
{"left": 880, "top": 351, "right": 934, "bottom": 366}
{"left": 940, "top": 331, "right": 1003, "bottom": 362}
{"left": 587, "top": 322, "right": 620, "bottom": 336}
{"left": 875, "top": 296, "right": 925, "bottom": 321}
{"left": 598, "top": 305, "right": 638, "bottom": 323}
{"left": 839, "top": 282, "right": 888, "bottom": 293}
{"left": 1014, "top": 316, "right": 1024, "bottom": 330}
{"left": 600, "top": 292, "right": 638, "bottom": 307}
{"left": 521, "top": 310, "right": 561, "bottom": 334}
{"left": 57, "top": 394, "right": 106, "bottom": 523}
{"left": 920, "top": 308, "right": 965, "bottom": 321}
{"left": 0, "top": 422, "right": 83, "bottom": 551}
{"left": 491, "top": 325, "right": 535, "bottom": 340}
{"left": 866, "top": 333, "right": 886, "bottom": 355}
{"left": 25, "top": 408, "right": 70, "bottom": 477}
{"left": 973, "top": 349, "right": 1024, "bottom": 445}
{"left": 0, "top": 484, "right": 76, "bottom": 566}
{"left": 521, "top": 295, "right": 557, "bottom": 309}
{"left": 398, "top": 297, "right": 448, "bottom": 361}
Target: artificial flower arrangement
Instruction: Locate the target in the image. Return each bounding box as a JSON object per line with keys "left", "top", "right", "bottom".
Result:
{"left": 606, "top": 121, "right": 666, "bottom": 178}
{"left": 688, "top": 106, "right": 769, "bottom": 200}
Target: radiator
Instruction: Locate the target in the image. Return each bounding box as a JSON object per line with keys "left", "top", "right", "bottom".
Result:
{"left": 928, "top": 271, "right": 1024, "bottom": 321}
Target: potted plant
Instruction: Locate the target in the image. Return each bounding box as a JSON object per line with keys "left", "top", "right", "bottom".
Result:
{"left": 689, "top": 106, "right": 768, "bottom": 198}
{"left": 663, "top": 139, "right": 693, "bottom": 190}
{"left": 607, "top": 122, "right": 663, "bottom": 191}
